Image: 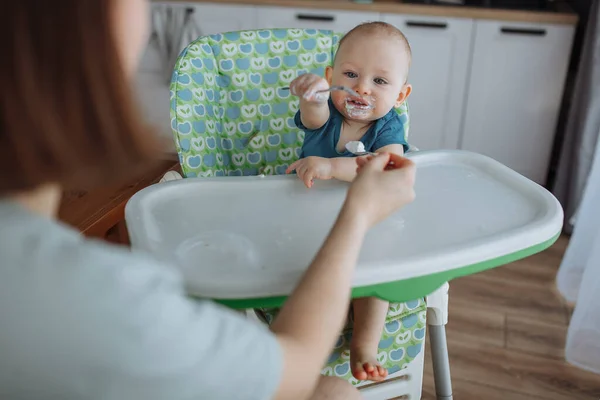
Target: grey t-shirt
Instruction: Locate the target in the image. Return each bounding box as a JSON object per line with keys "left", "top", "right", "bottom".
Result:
{"left": 0, "top": 200, "right": 282, "bottom": 399}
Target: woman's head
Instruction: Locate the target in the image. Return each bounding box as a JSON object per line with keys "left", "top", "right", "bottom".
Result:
{"left": 0, "top": 0, "right": 156, "bottom": 195}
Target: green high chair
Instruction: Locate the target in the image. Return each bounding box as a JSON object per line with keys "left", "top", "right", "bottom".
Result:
{"left": 168, "top": 28, "right": 453, "bottom": 400}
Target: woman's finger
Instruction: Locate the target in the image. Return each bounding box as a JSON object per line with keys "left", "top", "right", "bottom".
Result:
{"left": 357, "top": 153, "right": 414, "bottom": 174}
{"left": 355, "top": 155, "right": 373, "bottom": 169}
{"left": 361, "top": 153, "right": 392, "bottom": 172}
{"left": 385, "top": 153, "right": 414, "bottom": 170}
{"left": 386, "top": 159, "right": 416, "bottom": 186}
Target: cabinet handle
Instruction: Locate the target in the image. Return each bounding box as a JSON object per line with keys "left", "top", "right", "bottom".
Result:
{"left": 405, "top": 21, "right": 448, "bottom": 29}
{"left": 500, "top": 27, "right": 547, "bottom": 36}
{"left": 295, "top": 14, "right": 335, "bottom": 22}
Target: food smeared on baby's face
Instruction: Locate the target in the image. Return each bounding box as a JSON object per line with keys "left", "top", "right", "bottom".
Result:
{"left": 328, "top": 24, "right": 411, "bottom": 122}
{"left": 345, "top": 95, "right": 375, "bottom": 119}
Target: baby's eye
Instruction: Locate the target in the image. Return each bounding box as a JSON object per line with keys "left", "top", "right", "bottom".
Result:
{"left": 344, "top": 71, "right": 358, "bottom": 79}
{"left": 374, "top": 78, "right": 387, "bottom": 85}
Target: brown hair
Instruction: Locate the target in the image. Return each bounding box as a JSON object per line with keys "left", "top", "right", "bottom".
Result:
{"left": 0, "top": 1, "right": 159, "bottom": 195}
{"left": 335, "top": 21, "right": 412, "bottom": 67}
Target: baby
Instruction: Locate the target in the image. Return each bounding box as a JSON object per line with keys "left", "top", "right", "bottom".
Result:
{"left": 286, "top": 22, "right": 413, "bottom": 382}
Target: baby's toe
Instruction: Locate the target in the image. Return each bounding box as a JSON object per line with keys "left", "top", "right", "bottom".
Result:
{"left": 352, "top": 363, "right": 368, "bottom": 381}
{"left": 363, "top": 362, "right": 375, "bottom": 373}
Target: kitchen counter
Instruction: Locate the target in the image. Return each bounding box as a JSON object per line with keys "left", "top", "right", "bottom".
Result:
{"left": 156, "top": 0, "right": 578, "bottom": 25}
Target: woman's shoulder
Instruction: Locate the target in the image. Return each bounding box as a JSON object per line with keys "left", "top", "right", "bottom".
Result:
{"left": 0, "top": 199, "right": 180, "bottom": 297}
{"left": 0, "top": 200, "right": 283, "bottom": 399}
{"left": 0, "top": 201, "right": 285, "bottom": 399}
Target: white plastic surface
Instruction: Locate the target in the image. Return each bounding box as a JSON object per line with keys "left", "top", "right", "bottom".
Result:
{"left": 125, "top": 150, "right": 563, "bottom": 300}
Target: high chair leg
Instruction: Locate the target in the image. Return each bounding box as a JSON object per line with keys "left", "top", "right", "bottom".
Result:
{"left": 426, "top": 282, "right": 453, "bottom": 400}
{"left": 429, "top": 325, "right": 452, "bottom": 400}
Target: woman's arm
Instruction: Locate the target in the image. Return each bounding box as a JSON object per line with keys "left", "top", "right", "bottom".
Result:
{"left": 271, "top": 206, "right": 366, "bottom": 399}
{"left": 272, "top": 153, "right": 416, "bottom": 400}
{"left": 63, "top": 154, "right": 413, "bottom": 400}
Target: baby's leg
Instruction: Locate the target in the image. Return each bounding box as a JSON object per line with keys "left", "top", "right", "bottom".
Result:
{"left": 350, "top": 297, "right": 389, "bottom": 381}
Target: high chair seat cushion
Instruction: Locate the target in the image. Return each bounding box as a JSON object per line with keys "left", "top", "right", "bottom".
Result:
{"left": 169, "top": 28, "right": 423, "bottom": 386}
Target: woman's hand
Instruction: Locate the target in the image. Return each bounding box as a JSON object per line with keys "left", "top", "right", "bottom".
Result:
{"left": 344, "top": 152, "right": 416, "bottom": 229}
{"left": 289, "top": 73, "right": 330, "bottom": 103}
{"left": 286, "top": 156, "right": 334, "bottom": 188}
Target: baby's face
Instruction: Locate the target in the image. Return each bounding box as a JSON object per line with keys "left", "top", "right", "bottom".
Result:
{"left": 327, "top": 34, "right": 410, "bottom": 122}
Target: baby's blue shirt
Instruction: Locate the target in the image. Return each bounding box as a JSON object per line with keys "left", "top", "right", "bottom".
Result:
{"left": 295, "top": 99, "right": 409, "bottom": 159}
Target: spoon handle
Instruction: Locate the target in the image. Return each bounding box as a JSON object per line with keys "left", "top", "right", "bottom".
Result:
{"left": 352, "top": 151, "right": 378, "bottom": 157}
{"left": 281, "top": 86, "right": 360, "bottom": 97}
{"left": 350, "top": 151, "right": 396, "bottom": 166}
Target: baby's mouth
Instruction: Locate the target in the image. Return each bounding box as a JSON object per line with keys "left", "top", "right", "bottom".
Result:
{"left": 346, "top": 97, "right": 370, "bottom": 108}
{"left": 344, "top": 96, "right": 374, "bottom": 117}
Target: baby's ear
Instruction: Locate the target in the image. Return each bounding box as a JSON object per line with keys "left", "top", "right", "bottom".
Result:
{"left": 325, "top": 66, "right": 333, "bottom": 85}
{"left": 395, "top": 84, "right": 412, "bottom": 107}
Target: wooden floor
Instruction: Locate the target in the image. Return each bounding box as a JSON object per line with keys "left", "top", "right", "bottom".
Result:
{"left": 420, "top": 235, "right": 600, "bottom": 400}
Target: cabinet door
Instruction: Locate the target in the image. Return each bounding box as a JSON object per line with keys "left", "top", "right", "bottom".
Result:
{"left": 382, "top": 14, "right": 474, "bottom": 150}
{"left": 460, "top": 20, "right": 575, "bottom": 185}
{"left": 257, "top": 6, "right": 380, "bottom": 33}
{"left": 192, "top": 3, "right": 259, "bottom": 36}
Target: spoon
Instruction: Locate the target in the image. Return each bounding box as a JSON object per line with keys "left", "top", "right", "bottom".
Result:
{"left": 282, "top": 85, "right": 361, "bottom": 98}
{"left": 345, "top": 141, "right": 376, "bottom": 157}
{"left": 345, "top": 141, "right": 396, "bottom": 165}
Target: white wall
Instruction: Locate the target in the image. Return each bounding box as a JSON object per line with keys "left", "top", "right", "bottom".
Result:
{"left": 134, "top": 38, "right": 176, "bottom": 156}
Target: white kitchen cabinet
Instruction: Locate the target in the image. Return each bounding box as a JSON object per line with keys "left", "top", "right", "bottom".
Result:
{"left": 460, "top": 20, "right": 575, "bottom": 185}
{"left": 382, "top": 14, "right": 475, "bottom": 150}
{"left": 137, "top": 2, "right": 260, "bottom": 151}
{"left": 192, "top": 3, "right": 259, "bottom": 36}
{"left": 256, "top": 6, "right": 380, "bottom": 33}
{"left": 140, "top": 3, "right": 258, "bottom": 73}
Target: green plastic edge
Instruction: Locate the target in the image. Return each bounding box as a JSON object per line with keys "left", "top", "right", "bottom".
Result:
{"left": 195, "top": 232, "right": 560, "bottom": 309}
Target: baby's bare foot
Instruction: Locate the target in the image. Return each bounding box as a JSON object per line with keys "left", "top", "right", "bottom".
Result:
{"left": 350, "top": 346, "right": 388, "bottom": 382}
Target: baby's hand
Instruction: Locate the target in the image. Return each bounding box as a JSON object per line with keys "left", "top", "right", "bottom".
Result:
{"left": 286, "top": 156, "right": 334, "bottom": 188}
{"left": 289, "top": 74, "right": 329, "bottom": 103}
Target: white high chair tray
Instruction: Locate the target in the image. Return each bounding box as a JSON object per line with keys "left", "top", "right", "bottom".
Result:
{"left": 125, "top": 150, "right": 563, "bottom": 307}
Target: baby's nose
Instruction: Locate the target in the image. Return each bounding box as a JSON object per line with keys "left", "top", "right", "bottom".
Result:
{"left": 354, "top": 81, "right": 371, "bottom": 95}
